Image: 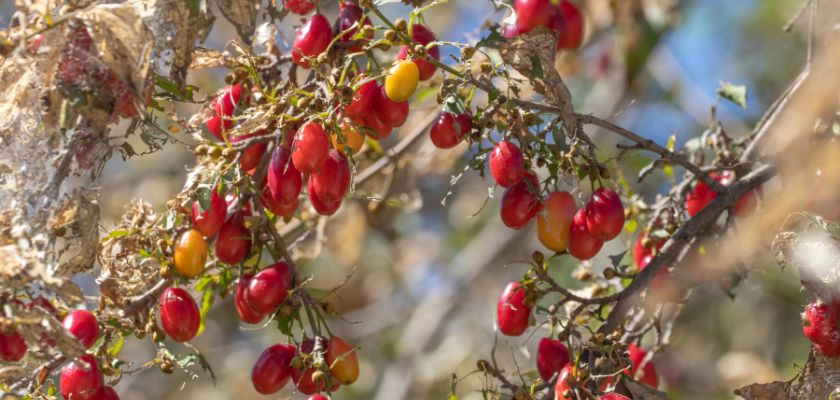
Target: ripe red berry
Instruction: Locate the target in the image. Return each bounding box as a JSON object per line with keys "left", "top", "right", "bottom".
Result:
{"left": 326, "top": 336, "right": 360, "bottom": 385}
{"left": 500, "top": 172, "right": 542, "bottom": 230}
{"left": 496, "top": 282, "right": 531, "bottom": 336}
{"left": 234, "top": 137, "right": 268, "bottom": 175}
{"left": 60, "top": 355, "right": 104, "bottom": 400}
{"left": 261, "top": 186, "right": 299, "bottom": 219}
{"left": 345, "top": 79, "right": 377, "bottom": 120}
{"left": 216, "top": 83, "right": 243, "bottom": 117}
{"left": 585, "top": 187, "right": 625, "bottom": 241}
{"left": 284, "top": 0, "right": 315, "bottom": 14}
{"left": 235, "top": 274, "right": 267, "bottom": 324}
{"left": 159, "top": 287, "right": 201, "bottom": 342}
{"left": 627, "top": 344, "right": 659, "bottom": 387}
{"left": 396, "top": 24, "right": 439, "bottom": 81}
{"left": 554, "top": 364, "right": 575, "bottom": 400}
{"left": 292, "top": 121, "right": 330, "bottom": 174}
{"left": 215, "top": 213, "right": 252, "bottom": 264}
{"left": 490, "top": 141, "right": 525, "bottom": 188}
{"left": 374, "top": 86, "right": 409, "bottom": 127}
{"left": 0, "top": 329, "right": 27, "bottom": 362}
{"left": 252, "top": 343, "right": 296, "bottom": 394}
{"left": 568, "top": 208, "right": 603, "bottom": 260}
{"left": 362, "top": 112, "right": 392, "bottom": 140}
{"left": 429, "top": 112, "right": 467, "bottom": 149}
{"left": 309, "top": 150, "right": 351, "bottom": 204}
{"left": 600, "top": 394, "right": 630, "bottom": 400}
{"left": 266, "top": 147, "right": 303, "bottom": 204}
{"left": 555, "top": 1, "right": 584, "bottom": 50}
{"left": 307, "top": 395, "right": 329, "bottom": 400}
{"left": 338, "top": 3, "right": 372, "bottom": 52}
{"left": 537, "top": 337, "right": 570, "bottom": 381}
{"left": 309, "top": 188, "right": 342, "bottom": 216}
{"left": 293, "top": 14, "right": 332, "bottom": 68}
{"left": 63, "top": 310, "right": 100, "bottom": 349}
{"left": 803, "top": 301, "right": 840, "bottom": 357}
{"left": 245, "top": 262, "right": 294, "bottom": 315}
{"left": 514, "top": 0, "right": 556, "bottom": 32}
{"left": 91, "top": 386, "right": 120, "bottom": 400}
{"left": 191, "top": 187, "right": 227, "bottom": 238}
{"left": 685, "top": 176, "right": 717, "bottom": 217}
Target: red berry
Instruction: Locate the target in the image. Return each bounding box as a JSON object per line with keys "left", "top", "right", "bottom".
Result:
{"left": 63, "top": 310, "right": 100, "bottom": 349}
{"left": 396, "top": 24, "right": 439, "bottom": 81}
{"left": 554, "top": 364, "right": 575, "bottom": 400}
{"left": 159, "top": 287, "right": 201, "bottom": 342}
{"left": 0, "top": 330, "right": 26, "bottom": 362}
{"left": 338, "top": 3, "right": 372, "bottom": 51}
{"left": 261, "top": 186, "right": 299, "bottom": 219}
{"left": 60, "top": 355, "right": 104, "bottom": 400}
{"left": 374, "top": 86, "right": 409, "bottom": 127}
{"left": 490, "top": 141, "right": 525, "bottom": 188}
{"left": 500, "top": 172, "right": 542, "bottom": 230}
{"left": 429, "top": 112, "right": 465, "bottom": 149}
{"left": 216, "top": 84, "right": 243, "bottom": 117}
{"left": 627, "top": 344, "right": 659, "bottom": 387}
{"left": 345, "top": 79, "right": 377, "bottom": 120}
{"left": 309, "top": 188, "right": 342, "bottom": 216}
{"left": 308, "top": 395, "right": 329, "bottom": 400}
{"left": 293, "top": 14, "right": 332, "bottom": 68}
{"left": 252, "top": 344, "right": 296, "bottom": 394}
{"left": 91, "top": 386, "right": 120, "bottom": 400}
{"left": 555, "top": 1, "right": 584, "bottom": 50}
{"left": 537, "top": 337, "right": 570, "bottom": 381}
{"left": 234, "top": 137, "right": 268, "bottom": 175}
{"left": 267, "top": 147, "right": 304, "bottom": 204}
{"left": 235, "top": 274, "right": 267, "bottom": 324}
{"left": 245, "top": 262, "right": 294, "bottom": 315}
{"left": 455, "top": 113, "right": 473, "bottom": 136}
{"left": 292, "top": 121, "right": 330, "bottom": 174}
{"left": 600, "top": 394, "right": 630, "bottom": 400}
{"left": 309, "top": 150, "right": 351, "bottom": 204}
{"left": 362, "top": 112, "right": 392, "bottom": 140}
{"left": 685, "top": 176, "right": 718, "bottom": 217}
{"left": 720, "top": 171, "right": 760, "bottom": 217}
{"left": 496, "top": 282, "right": 531, "bottom": 336}
{"left": 191, "top": 186, "right": 227, "bottom": 238}
{"left": 514, "top": 0, "right": 556, "bottom": 32}
{"left": 803, "top": 301, "right": 840, "bottom": 357}
{"left": 503, "top": 24, "right": 524, "bottom": 39}
{"left": 285, "top": 0, "right": 314, "bottom": 14}
{"left": 585, "top": 187, "right": 624, "bottom": 241}
{"left": 215, "top": 213, "right": 252, "bottom": 264}
{"left": 568, "top": 208, "right": 603, "bottom": 260}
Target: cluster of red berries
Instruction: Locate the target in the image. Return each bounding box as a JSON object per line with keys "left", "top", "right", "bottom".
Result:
{"left": 0, "top": 297, "right": 121, "bottom": 400}
{"left": 505, "top": 0, "right": 584, "bottom": 50}
{"left": 685, "top": 171, "right": 759, "bottom": 218}
{"left": 552, "top": 344, "right": 658, "bottom": 399}
{"left": 803, "top": 300, "right": 840, "bottom": 357}
{"left": 251, "top": 336, "right": 359, "bottom": 396}
{"left": 487, "top": 140, "right": 625, "bottom": 260}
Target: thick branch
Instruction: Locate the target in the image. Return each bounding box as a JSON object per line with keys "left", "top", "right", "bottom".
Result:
{"left": 598, "top": 163, "right": 776, "bottom": 334}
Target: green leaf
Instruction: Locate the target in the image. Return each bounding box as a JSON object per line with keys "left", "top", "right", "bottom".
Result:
{"left": 108, "top": 230, "right": 129, "bottom": 238}
{"left": 108, "top": 335, "right": 125, "bottom": 357}
{"left": 717, "top": 81, "right": 747, "bottom": 109}
{"left": 198, "top": 288, "right": 214, "bottom": 335}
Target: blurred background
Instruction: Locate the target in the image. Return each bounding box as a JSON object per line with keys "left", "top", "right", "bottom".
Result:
{"left": 0, "top": 0, "right": 814, "bottom": 399}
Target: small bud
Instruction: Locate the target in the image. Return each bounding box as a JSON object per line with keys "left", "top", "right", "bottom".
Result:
{"left": 480, "top": 61, "right": 492, "bottom": 74}
{"left": 462, "top": 45, "right": 475, "bottom": 59}
{"left": 360, "top": 25, "right": 374, "bottom": 38}
{"left": 208, "top": 146, "right": 222, "bottom": 159}
{"left": 395, "top": 19, "right": 407, "bottom": 33}
{"left": 413, "top": 44, "right": 426, "bottom": 56}
{"left": 384, "top": 30, "right": 397, "bottom": 42}
{"left": 532, "top": 251, "right": 545, "bottom": 265}
{"left": 641, "top": 236, "right": 654, "bottom": 248}
{"left": 194, "top": 144, "right": 208, "bottom": 155}
{"left": 603, "top": 268, "right": 616, "bottom": 279}
{"left": 593, "top": 332, "right": 606, "bottom": 344}
{"left": 316, "top": 53, "right": 328, "bottom": 64}
{"left": 160, "top": 265, "right": 172, "bottom": 279}
{"left": 476, "top": 359, "right": 492, "bottom": 372}
{"left": 160, "top": 361, "right": 174, "bottom": 374}
{"left": 311, "top": 370, "right": 325, "bottom": 383}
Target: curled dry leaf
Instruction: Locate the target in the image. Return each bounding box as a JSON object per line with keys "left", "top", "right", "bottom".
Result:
{"left": 734, "top": 381, "right": 789, "bottom": 400}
